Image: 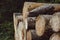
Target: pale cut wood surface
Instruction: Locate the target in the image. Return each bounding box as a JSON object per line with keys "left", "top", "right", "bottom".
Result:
{"left": 35, "top": 15, "right": 46, "bottom": 36}
{"left": 49, "top": 15, "right": 60, "bottom": 32}
{"left": 13, "top": 13, "right": 26, "bottom": 40}
{"left": 49, "top": 33, "right": 60, "bottom": 40}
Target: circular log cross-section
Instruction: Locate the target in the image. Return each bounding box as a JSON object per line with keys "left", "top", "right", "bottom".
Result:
{"left": 49, "top": 15, "right": 60, "bottom": 32}
{"left": 36, "top": 15, "right": 46, "bottom": 36}
{"left": 49, "top": 33, "right": 60, "bottom": 40}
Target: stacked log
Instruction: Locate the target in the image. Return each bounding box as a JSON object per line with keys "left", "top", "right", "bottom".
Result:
{"left": 27, "top": 17, "right": 36, "bottom": 30}
{"left": 14, "top": 2, "right": 60, "bottom": 40}
{"left": 28, "top": 5, "right": 54, "bottom": 17}
{"left": 35, "top": 15, "right": 46, "bottom": 36}
{"left": 27, "top": 30, "right": 39, "bottom": 40}
{"left": 49, "top": 33, "right": 60, "bottom": 40}
{"left": 27, "top": 15, "right": 52, "bottom": 30}
{"left": 49, "top": 15, "right": 60, "bottom": 32}
{"left": 17, "top": 21, "right": 25, "bottom": 40}
{"left": 28, "top": 4, "right": 43, "bottom": 11}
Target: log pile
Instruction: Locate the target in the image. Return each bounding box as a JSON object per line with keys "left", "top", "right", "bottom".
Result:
{"left": 13, "top": 2, "right": 60, "bottom": 40}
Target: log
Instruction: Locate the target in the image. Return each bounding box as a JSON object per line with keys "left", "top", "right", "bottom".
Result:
{"left": 28, "top": 5, "right": 54, "bottom": 17}
{"left": 27, "top": 17, "right": 36, "bottom": 30}
{"left": 17, "top": 21, "right": 25, "bottom": 40}
{"left": 42, "top": 15, "right": 52, "bottom": 29}
{"left": 13, "top": 13, "right": 29, "bottom": 40}
{"left": 49, "top": 33, "right": 60, "bottom": 40}
{"left": 49, "top": 15, "right": 60, "bottom": 32}
{"left": 13, "top": 13, "right": 23, "bottom": 40}
{"left": 28, "top": 4, "right": 43, "bottom": 11}
{"left": 35, "top": 15, "right": 46, "bottom": 36}
{"left": 23, "top": 2, "right": 60, "bottom": 19}
{"left": 23, "top": 17, "right": 36, "bottom": 30}
{"left": 22, "top": 2, "right": 44, "bottom": 19}
{"left": 27, "top": 30, "right": 39, "bottom": 40}
{"left": 53, "top": 4, "right": 60, "bottom": 12}
{"left": 27, "top": 15, "right": 52, "bottom": 30}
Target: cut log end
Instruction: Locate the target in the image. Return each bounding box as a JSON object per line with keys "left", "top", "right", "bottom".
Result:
{"left": 36, "top": 15, "right": 46, "bottom": 36}
{"left": 49, "top": 33, "right": 60, "bottom": 40}
{"left": 50, "top": 15, "right": 60, "bottom": 32}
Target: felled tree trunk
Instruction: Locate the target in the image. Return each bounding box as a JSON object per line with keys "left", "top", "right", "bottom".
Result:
{"left": 28, "top": 5, "right": 54, "bottom": 17}
{"left": 27, "top": 15, "right": 52, "bottom": 30}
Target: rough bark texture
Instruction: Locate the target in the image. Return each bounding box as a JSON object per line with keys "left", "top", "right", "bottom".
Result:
{"left": 28, "top": 5, "right": 54, "bottom": 17}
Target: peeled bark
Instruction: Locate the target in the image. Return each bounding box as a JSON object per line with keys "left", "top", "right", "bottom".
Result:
{"left": 49, "top": 33, "right": 60, "bottom": 40}
{"left": 49, "top": 15, "right": 60, "bottom": 32}
{"left": 35, "top": 15, "right": 46, "bottom": 36}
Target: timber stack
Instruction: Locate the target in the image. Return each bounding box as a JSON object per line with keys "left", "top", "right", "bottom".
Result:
{"left": 13, "top": 2, "right": 60, "bottom": 40}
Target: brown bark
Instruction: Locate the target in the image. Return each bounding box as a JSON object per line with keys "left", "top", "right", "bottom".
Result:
{"left": 28, "top": 5, "right": 54, "bottom": 17}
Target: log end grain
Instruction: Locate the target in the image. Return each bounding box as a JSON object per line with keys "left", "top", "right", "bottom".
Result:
{"left": 49, "top": 33, "right": 60, "bottom": 40}
{"left": 36, "top": 15, "right": 46, "bottom": 36}
{"left": 49, "top": 15, "right": 60, "bottom": 32}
